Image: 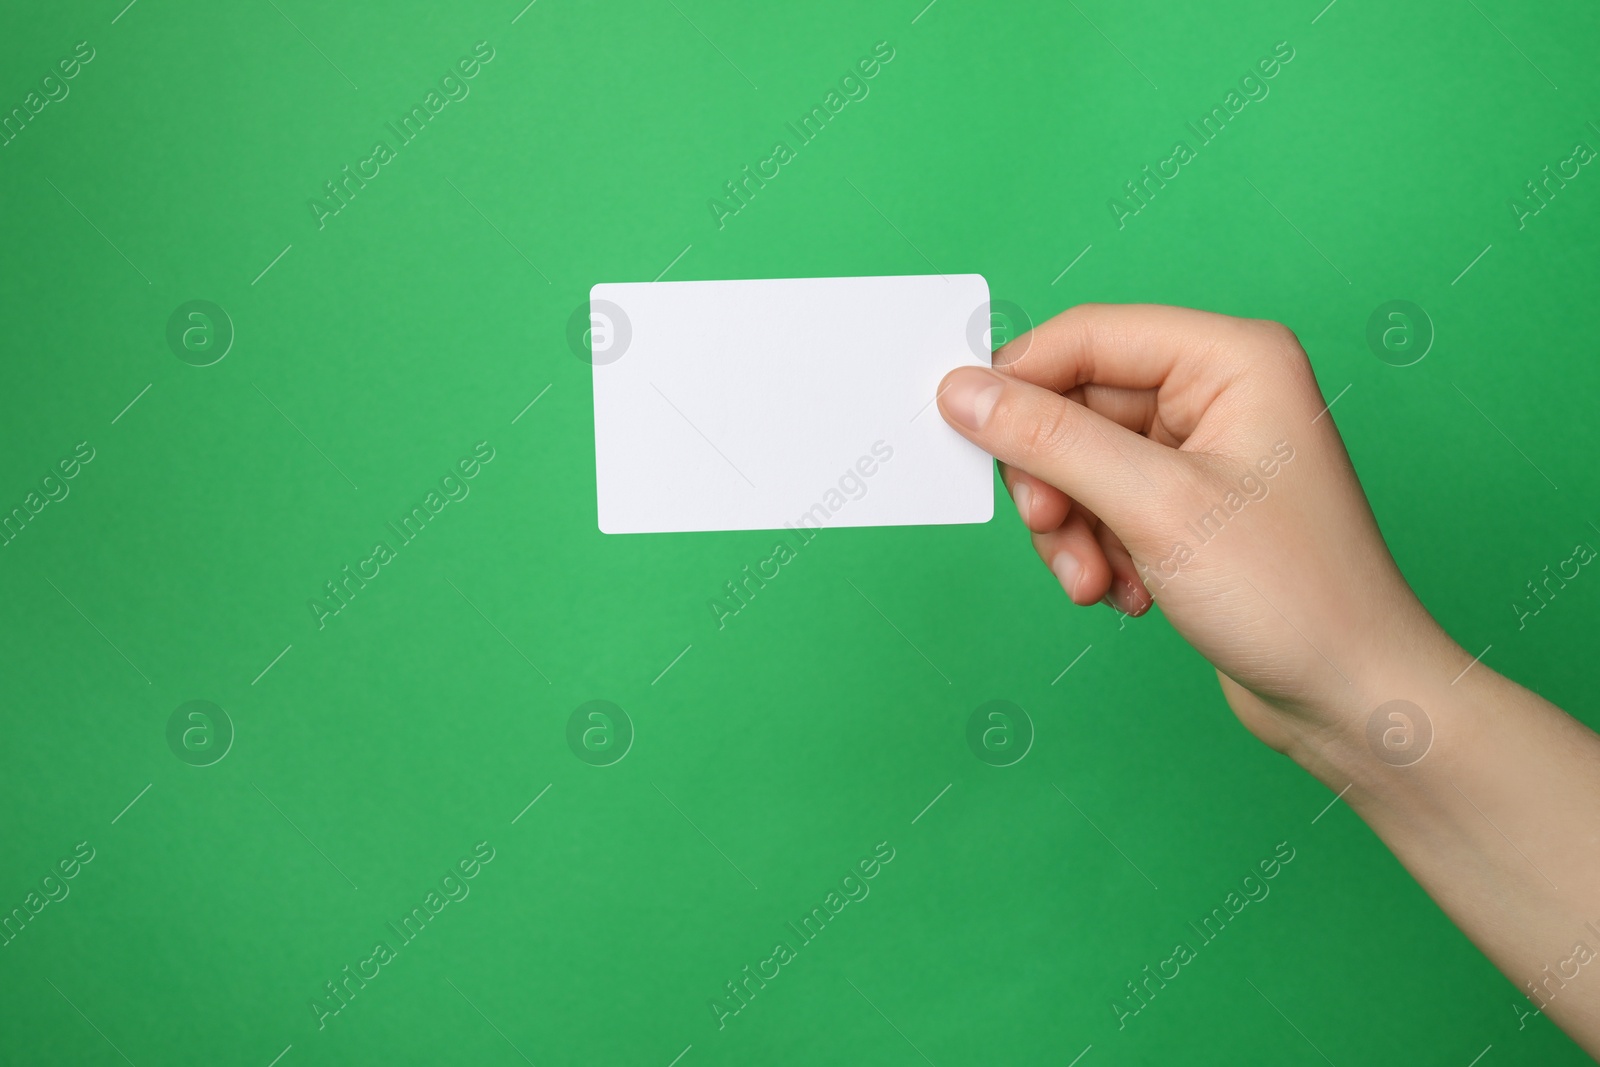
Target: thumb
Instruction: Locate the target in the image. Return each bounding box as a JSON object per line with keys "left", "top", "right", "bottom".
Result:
{"left": 936, "top": 365, "right": 1173, "bottom": 536}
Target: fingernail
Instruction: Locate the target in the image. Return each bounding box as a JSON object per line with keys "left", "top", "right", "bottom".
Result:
{"left": 1104, "top": 582, "right": 1127, "bottom": 614}
{"left": 940, "top": 367, "right": 1003, "bottom": 432}
{"left": 1050, "top": 552, "right": 1081, "bottom": 600}
{"left": 1013, "top": 482, "right": 1032, "bottom": 525}
{"left": 1103, "top": 580, "right": 1144, "bottom": 616}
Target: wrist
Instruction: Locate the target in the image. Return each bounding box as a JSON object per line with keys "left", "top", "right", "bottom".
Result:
{"left": 1280, "top": 617, "right": 1471, "bottom": 794}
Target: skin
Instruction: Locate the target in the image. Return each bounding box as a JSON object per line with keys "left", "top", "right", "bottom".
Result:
{"left": 936, "top": 303, "right": 1600, "bottom": 1055}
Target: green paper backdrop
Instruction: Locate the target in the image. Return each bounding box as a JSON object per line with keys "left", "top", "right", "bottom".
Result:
{"left": 2, "top": 0, "right": 1597, "bottom": 1063}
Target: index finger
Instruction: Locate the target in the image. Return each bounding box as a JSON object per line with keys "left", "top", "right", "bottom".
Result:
{"left": 993, "top": 302, "right": 1272, "bottom": 394}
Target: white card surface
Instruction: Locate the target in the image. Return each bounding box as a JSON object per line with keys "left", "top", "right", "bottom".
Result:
{"left": 589, "top": 274, "right": 995, "bottom": 535}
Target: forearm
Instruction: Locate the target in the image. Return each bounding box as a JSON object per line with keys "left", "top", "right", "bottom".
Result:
{"left": 1289, "top": 644, "right": 1600, "bottom": 1052}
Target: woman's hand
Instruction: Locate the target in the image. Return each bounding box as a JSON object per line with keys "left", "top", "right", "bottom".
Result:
{"left": 939, "top": 302, "right": 1600, "bottom": 1057}
{"left": 936, "top": 302, "right": 1462, "bottom": 751}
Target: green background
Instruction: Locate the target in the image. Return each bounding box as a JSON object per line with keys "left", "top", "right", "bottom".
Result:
{"left": 3, "top": 0, "right": 1598, "bottom": 1063}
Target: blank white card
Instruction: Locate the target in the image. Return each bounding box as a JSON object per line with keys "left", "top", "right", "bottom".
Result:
{"left": 589, "top": 274, "right": 994, "bottom": 535}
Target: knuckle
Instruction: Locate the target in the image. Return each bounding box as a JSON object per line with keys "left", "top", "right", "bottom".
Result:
{"left": 1233, "top": 318, "right": 1312, "bottom": 382}
{"left": 1013, "top": 396, "right": 1080, "bottom": 458}
{"left": 1255, "top": 317, "right": 1296, "bottom": 343}
{"left": 1058, "top": 302, "right": 1108, "bottom": 327}
{"left": 1254, "top": 318, "right": 1308, "bottom": 360}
